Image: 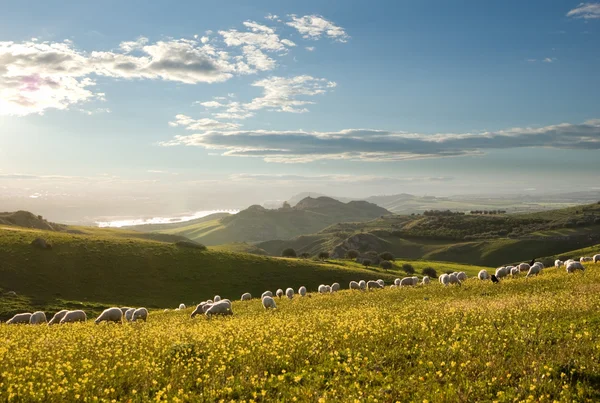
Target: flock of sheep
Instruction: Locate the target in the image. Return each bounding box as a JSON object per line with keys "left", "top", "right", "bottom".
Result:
{"left": 5, "top": 254, "right": 599, "bottom": 325}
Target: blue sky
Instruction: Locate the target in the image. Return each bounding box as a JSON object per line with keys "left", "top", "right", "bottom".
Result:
{"left": 1, "top": 0, "right": 599, "bottom": 221}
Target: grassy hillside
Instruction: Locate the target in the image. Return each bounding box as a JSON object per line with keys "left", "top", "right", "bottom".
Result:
{"left": 145, "top": 196, "right": 390, "bottom": 245}
{"left": 0, "top": 210, "right": 67, "bottom": 231}
{"left": 122, "top": 212, "right": 231, "bottom": 232}
{"left": 3, "top": 266, "right": 600, "bottom": 401}
{"left": 0, "top": 226, "right": 492, "bottom": 320}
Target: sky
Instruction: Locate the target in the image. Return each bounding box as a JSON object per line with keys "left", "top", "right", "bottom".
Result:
{"left": 0, "top": 0, "right": 599, "bottom": 223}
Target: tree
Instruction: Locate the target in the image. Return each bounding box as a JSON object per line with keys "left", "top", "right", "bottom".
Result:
{"left": 282, "top": 248, "right": 297, "bottom": 258}
{"left": 317, "top": 251, "right": 330, "bottom": 261}
{"left": 299, "top": 252, "right": 311, "bottom": 259}
{"left": 401, "top": 263, "right": 415, "bottom": 274}
{"left": 362, "top": 259, "right": 372, "bottom": 268}
{"left": 346, "top": 249, "right": 359, "bottom": 259}
{"left": 422, "top": 267, "right": 437, "bottom": 278}
{"left": 379, "top": 251, "right": 395, "bottom": 261}
{"left": 380, "top": 260, "right": 393, "bottom": 271}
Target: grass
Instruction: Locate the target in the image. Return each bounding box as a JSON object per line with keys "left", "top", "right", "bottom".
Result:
{"left": 2, "top": 264, "right": 600, "bottom": 401}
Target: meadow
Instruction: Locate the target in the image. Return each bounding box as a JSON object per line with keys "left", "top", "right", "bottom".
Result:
{"left": 2, "top": 265, "right": 600, "bottom": 402}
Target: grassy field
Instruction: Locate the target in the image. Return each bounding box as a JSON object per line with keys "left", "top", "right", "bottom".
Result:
{"left": 2, "top": 264, "right": 600, "bottom": 401}
{"left": 0, "top": 226, "right": 489, "bottom": 320}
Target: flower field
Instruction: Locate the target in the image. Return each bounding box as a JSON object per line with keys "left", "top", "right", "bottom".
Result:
{"left": 2, "top": 266, "right": 600, "bottom": 402}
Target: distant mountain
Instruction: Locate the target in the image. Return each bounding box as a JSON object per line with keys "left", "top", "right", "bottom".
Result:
{"left": 123, "top": 212, "right": 231, "bottom": 232}
{"left": 149, "top": 196, "right": 391, "bottom": 245}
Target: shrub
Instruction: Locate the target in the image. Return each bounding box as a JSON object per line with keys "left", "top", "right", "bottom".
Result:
{"left": 317, "top": 251, "right": 330, "bottom": 261}
{"left": 380, "top": 260, "right": 393, "bottom": 271}
{"left": 362, "top": 259, "right": 372, "bottom": 268}
{"left": 401, "top": 263, "right": 415, "bottom": 274}
{"left": 346, "top": 249, "right": 359, "bottom": 259}
{"left": 175, "top": 240, "right": 207, "bottom": 250}
{"left": 422, "top": 267, "right": 438, "bottom": 278}
{"left": 299, "top": 252, "right": 311, "bottom": 259}
{"left": 282, "top": 248, "right": 297, "bottom": 258}
{"left": 379, "top": 252, "right": 395, "bottom": 261}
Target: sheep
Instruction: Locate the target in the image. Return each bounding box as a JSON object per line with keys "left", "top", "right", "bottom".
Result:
{"left": 580, "top": 257, "right": 593, "bottom": 263}
{"left": 510, "top": 267, "right": 520, "bottom": 277}
{"left": 555, "top": 260, "right": 564, "bottom": 268}
{"left": 241, "top": 292, "right": 252, "bottom": 301}
{"left": 120, "top": 307, "right": 133, "bottom": 315}
{"left": 205, "top": 300, "right": 233, "bottom": 317}
{"left": 358, "top": 280, "right": 367, "bottom": 290}
{"left": 367, "top": 280, "right": 384, "bottom": 290}
{"left": 285, "top": 288, "right": 294, "bottom": 299}
{"left": 376, "top": 279, "right": 385, "bottom": 288}
{"left": 448, "top": 273, "right": 461, "bottom": 286}
{"left": 331, "top": 282, "right": 340, "bottom": 292}
{"left": 422, "top": 276, "right": 431, "bottom": 285}
{"left": 594, "top": 254, "right": 600, "bottom": 263}
{"left": 191, "top": 303, "right": 209, "bottom": 318}
{"left": 214, "top": 295, "right": 221, "bottom": 302}
{"left": 163, "top": 309, "right": 170, "bottom": 313}
{"left": 566, "top": 261, "right": 585, "bottom": 273}
{"left": 206, "top": 300, "right": 213, "bottom": 304}
{"left": 29, "top": 311, "right": 47, "bottom": 325}
{"left": 95, "top": 307, "right": 123, "bottom": 324}
{"left": 456, "top": 272, "right": 467, "bottom": 282}
{"left": 129, "top": 307, "right": 147, "bottom": 322}
{"left": 399, "top": 277, "right": 417, "bottom": 287}
{"left": 299, "top": 286, "right": 307, "bottom": 296}
{"left": 478, "top": 270, "right": 490, "bottom": 280}
{"left": 532, "top": 262, "right": 544, "bottom": 270}
{"left": 60, "top": 310, "right": 87, "bottom": 324}
{"left": 48, "top": 310, "right": 68, "bottom": 325}
{"left": 261, "top": 291, "right": 273, "bottom": 299}
{"left": 394, "top": 278, "right": 401, "bottom": 286}
{"left": 276, "top": 289, "right": 284, "bottom": 298}
{"left": 262, "top": 295, "right": 277, "bottom": 309}
{"left": 6, "top": 313, "right": 32, "bottom": 324}
{"left": 439, "top": 274, "right": 450, "bottom": 286}
{"left": 495, "top": 267, "right": 510, "bottom": 279}
{"left": 526, "top": 264, "right": 541, "bottom": 277}
{"left": 178, "top": 303, "right": 186, "bottom": 310}
{"left": 349, "top": 281, "right": 360, "bottom": 290}
{"left": 390, "top": 284, "right": 397, "bottom": 289}
{"left": 124, "top": 308, "right": 136, "bottom": 322}
{"left": 517, "top": 263, "right": 530, "bottom": 272}
{"left": 318, "top": 284, "right": 329, "bottom": 293}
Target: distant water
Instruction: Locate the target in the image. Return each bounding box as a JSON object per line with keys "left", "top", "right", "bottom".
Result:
{"left": 95, "top": 209, "right": 239, "bottom": 228}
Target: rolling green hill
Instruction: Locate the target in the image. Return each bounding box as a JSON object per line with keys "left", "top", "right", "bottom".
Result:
{"left": 142, "top": 196, "right": 391, "bottom": 245}
{"left": 123, "top": 212, "right": 231, "bottom": 232}
{"left": 0, "top": 225, "right": 490, "bottom": 320}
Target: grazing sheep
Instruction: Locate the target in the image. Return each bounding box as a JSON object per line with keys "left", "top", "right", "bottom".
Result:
{"left": 580, "top": 257, "right": 593, "bottom": 263}
{"left": 376, "top": 279, "right": 385, "bottom": 288}
{"left": 48, "top": 310, "right": 68, "bottom": 325}
{"left": 555, "top": 260, "right": 564, "bottom": 268}
{"left": 367, "top": 280, "right": 384, "bottom": 290}
{"left": 478, "top": 270, "right": 490, "bottom": 280}
{"left": 163, "top": 309, "right": 170, "bottom": 313}
{"left": 532, "top": 262, "right": 544, "bottom": 269}
{"left": 205, "top": 300, "right": 233, "bottom": 317}
{"left": 241, "top": 292, "right": 252, "bottom": 301}
{"left": 6, "top": 313, "right": 32, "bottom": 324}
{"left": 394, "top": 278, "right": 401, "bottom": 286}
{"left": 60, "top": 310, "right": 87, "bottom": 324}
{"left": 206, "top": 300, "right": 213, "bottom": 304}
{"left": 358, "top": 280, "right": 367, "bottom": 290}
{"left": 29, "top": 311, "right": 47, "bottom": 325}
{"left": 213, "top": 295, "right": 221, "bottom": 302}
{"left": 276, "top": 289, "right": 284, "bottom": 298}
{"left": 178, "top": 303, "right": 186, "bottom": 310}
{"left": 390, "top": 284, "right": 397, "bottom": 289}
{"left": 299, "top": 286, "right": 307, "bottom": 296}
{"left": 131, "top": 308, "right": 148, "bottom": 322}
{"left": 422, "top": 276, "right": 431, "bottom": 285}
{"left": 594, "top": 254, "right": 600, "bottom": 263}
{"left": 94, "top": 307, "right": 123, "bottom": 324}
{"left": 191, "top": 303, "right": 208, "bottom": 318}
{"left": 120, "top": 307, "right": 133, "bottom": 315}
{"left": 566, "top": 261, "right": 585, "bottom": 273}
{"left": 456, "top": 272, "right": 467, "bottom": 282}
{"left": 495, "top": 267, "right": 510, "bottom": 279}
{"left": 439, "top": 274, "right": 450, "bottom": 286}
{"left": 331, "top": 283, "right": 340, "bottom": 292}
{"left": 399, "top": 277, "right": 417, "bottom": 287}
{"left": 261, "top": 291, "right": 273, "bottom": 299}
{"left": 510, "top": 267, "right": 520, "bottom": 277}
{"left": 526, "top": 264, "right": 541, "bottom": 277}
{"left": 124, "top": 308, "right": 136, "bottom": 322}
{"left": 318, "top": 284, "right": 328, "bottom": 293}
{"left": 262, "top": 296, "right": 277, "bottom": 309}
{"left": 349, "top": 281, "right": 360, "bottom": 290}
{"left": 517, "top": 263, "right": 530, "bottom": 272}
{"left": 448, "top": 273, "right": 461, "bottom": 286}
{"left": 285, "top": 288, "right": 294, "bottom": 299}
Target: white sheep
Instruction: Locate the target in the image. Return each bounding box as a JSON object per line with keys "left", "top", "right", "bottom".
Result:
{"left": 124, "top": 308, "right": 135, "bottom": 322}
{"left": 448, "top": 273, "right": 461, "bottom": 286}
{"left": 213, "top": 295, "right": 221, "bottom": 302}
{"left": 422, "top": 276, "right": 431, "bottom": 285}
{"left": 285, "top": 288, "right": 294, "bottom": 299}
{"left": 394, "top": 278, "right": 401, "bottom": 286}
{"left": 190, "top": 303, "right": 208, "bottom": 318}
{"left": 593, "top": 254, "right": 600, "bottom": 263}
{"left": 376, "top": 279, "right": 385, "bottom": 288}
{"left": 478, "top": 270, "right": 490, "bottom": 280}
{"left": 495, "top": 266, "right": 510, "bottom": 279}
{"left": 439, "top": 273, "right": 450, "bottom": 286}
{"left": 456, "top": 272, "right": 467, "bottom": 282}
{"left": 131, "top": 308, "right": 148, "bottom": 322}
{"left": 6, "top": 313, "right": 32, "bottom": 324}
{"left": 276, "top": 289, "right": 284, "bottom": 298}
{"left": 241, "top": 292, "right": 252, "bottom": 301}
{"left": 390, "top": 284, "right": 397, "bottom": 289}
{"left": 517, "top": 263, "right": 530, "bottom": 272}
{"left": 399, "top": 277, "right": 417, "bottom": 287}
{"left": 178, "top": 303, "right": 186, "bottom": 310}
{"left": 331, "top": 283, "right": 340, "bottom": 292}
{"left": 48, "top": 310, "right": 68, "bottom": 325}
{"left": 60, "top": 310, "right": 87, "bottom": 323}
{"left": 349, "top": 281, "right": 360, "bottom": 290}
{"left": 205, "top": 300, "right": 233, "bottom": 317}
{"left": 299, "top": 286, "right": 307, "bottom": 296}
{"left": 526, "top": 264, "right": 541, "bottom": 277}
{"left": 120, "top": 307, "right": 133, "bottom": 314}
{"left": 555, "top": 260, "right": 564, "bottom": 268}
{"left": 261, "top": 291, "right": 273, "bottom": 299}
{"left": 566, "top": 261, "right": 585, "bottom": 273}
{"left": 532, "top": 262, "right": 544, "bottom": 270}
{"left": 95, "top": 307, "right": 123, "bottom": 324}
{"left": 29, "top": 311, "right": 47, "bottom": 325}
{"left": 367, "top": 280, "right": 384, "bottom": 290}
{"left": 262, "top": 295, "right": 277, "bottom": 309}
{"left": 510, "top": 267, "right": 520, "bottom": 277}
{"left": 206, "top": 299, "right": 213, "bottom": 304}
{"left": 318, "top": 284, "right": 329, "bottom": 293}
{"left": 580, "top": 257, "right": 593, "bottom": 263}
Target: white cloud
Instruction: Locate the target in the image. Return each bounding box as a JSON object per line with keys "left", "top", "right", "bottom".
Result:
{"left": 543, "top": 57, "right": 557, "bottom": 63}
{"left": 229, "top": 173, "right": 453, "bottom": 184}
{"left": 567, "top": 3, "right": 600, "bottom": 19}
{"left": 265, "top": 14, "right": 279, "bottom": 21}
{"left": 219, "top": 21, "right": 295, "bottom": 52}
{"left": 168, "top": 114, "right": 241, "bottom": 130}
{"left": 241, "top": 45, "right": 276, "bottom": 71}
{"left": 305, "top": 46, "right": 315, "bottom": 52}
{"left": 119, "top": 37, "right": 149, "bottom": 53}
{"left": 160, "top": 119, "right": 600, "bottom": 163}
{"left": 199, "top": 101, "right": 224, "bottom": 108}
{"left": 286, "top": 15, "right": 349, "bottom": 42}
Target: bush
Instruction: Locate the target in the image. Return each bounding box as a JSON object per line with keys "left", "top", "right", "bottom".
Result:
{"left": 379, "top": 252, "right": 395, "bottom": 261}
{"left": 346, "top": 249, "right": 359, "bottom": 259}
{"left": 282, "top": 248, "right": 297, "bottom": 258}
{"left": 317, "top": 251, "right": 330, "bottom": 261}
{"left": 362, "top": 259, "right": 372, "bottom": 268}
{"left": 401, "top": 263, "right": 415, "bottom": 274}
{"left": 299, "top": 252, "right": 311, "bottom": 259}
{"left": 380, "top": 260, "right": 393, "bottom": 271}
{"left": 175, "top": 240, "right": 207, "bottom": 250}
{"left": 422, "top": 267, "right": 438, "bottom": 278}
